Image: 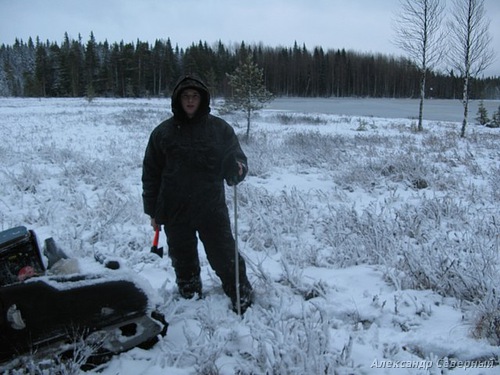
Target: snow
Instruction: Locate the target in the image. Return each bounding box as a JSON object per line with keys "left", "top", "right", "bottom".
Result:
{"left": 0, "top": 97, "right": 499, "bottom": 374}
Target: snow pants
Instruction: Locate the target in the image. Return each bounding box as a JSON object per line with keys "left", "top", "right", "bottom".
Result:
{"left": 164, "top": 205, "right": 252, "bottom": 309}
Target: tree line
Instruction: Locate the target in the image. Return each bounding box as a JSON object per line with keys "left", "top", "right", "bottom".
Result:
{"left": 0, "top": 32, "right": 498, "bottom": 99}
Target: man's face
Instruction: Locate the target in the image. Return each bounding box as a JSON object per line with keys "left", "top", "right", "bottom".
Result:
{"left": 181, "top": 89, "right": 201, "bottom": 118}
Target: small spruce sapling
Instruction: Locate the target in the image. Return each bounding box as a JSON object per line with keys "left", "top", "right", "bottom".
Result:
{"left": 487, "top": 105, "right": 500, "bottom": 128}
{"left": 475, "top": 100, "right": 489, "bottom": 125}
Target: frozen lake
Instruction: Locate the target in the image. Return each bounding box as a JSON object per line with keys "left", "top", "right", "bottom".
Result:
{"left": 266, "top": 97, "right": 500, "bottom": 123}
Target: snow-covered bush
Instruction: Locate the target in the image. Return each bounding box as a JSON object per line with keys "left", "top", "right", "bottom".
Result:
{"left": 274, "top": 113, "right": 328, "bottom": 125}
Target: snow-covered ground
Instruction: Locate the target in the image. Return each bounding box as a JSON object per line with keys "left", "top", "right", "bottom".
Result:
{"left": 0, "top": 97, "right": 499, "bottom": 374}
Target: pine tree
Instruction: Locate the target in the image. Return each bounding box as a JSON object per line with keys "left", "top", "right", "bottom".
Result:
{"left": 475, "top": 100, "right": 489, "bottom": 125}
{"left": 84, "top": 31, "right": 98, "bottom": 98}
{"left": 225, "top": 55, "right": 273, "bottom": 140}
{"left": 488, "top": 105, "right": 500, "bottom": 128}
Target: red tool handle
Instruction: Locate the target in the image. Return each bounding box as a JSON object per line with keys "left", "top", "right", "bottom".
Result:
{"left": 153, "top": 228, "right": 160, "bottom": 247}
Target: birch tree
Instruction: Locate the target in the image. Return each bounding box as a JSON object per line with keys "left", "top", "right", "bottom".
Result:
{"left": 448, "top": 0, "right": 495, "bottom": 137}
{"left": 393, "top": 0, "right": 446, "bottom": 132}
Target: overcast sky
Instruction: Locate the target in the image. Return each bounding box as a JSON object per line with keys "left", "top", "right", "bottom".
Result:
{"left": 1, "top": 0, "right": 499, "bottom": 77}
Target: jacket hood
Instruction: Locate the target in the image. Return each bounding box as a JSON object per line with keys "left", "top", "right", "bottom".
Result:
{"left": 171, "top": 75, "right": 211, "bottom": 121}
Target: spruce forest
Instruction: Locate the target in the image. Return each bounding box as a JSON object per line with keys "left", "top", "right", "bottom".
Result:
{"left": 1, "top": 32, "right": 499, "bottom": 99}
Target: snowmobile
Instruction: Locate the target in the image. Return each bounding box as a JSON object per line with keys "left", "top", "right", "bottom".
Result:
{"left": 0, "top": 226, "right": 168, "bottom": 371}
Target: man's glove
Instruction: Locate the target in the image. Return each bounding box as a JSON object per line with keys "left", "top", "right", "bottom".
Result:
{"left": 225, "top": 160, "right": 247, "bottom": 186}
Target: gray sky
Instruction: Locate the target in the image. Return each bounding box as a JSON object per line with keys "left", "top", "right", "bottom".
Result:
{"left": 1, "top": 0, "right": 499, "bottom": 77}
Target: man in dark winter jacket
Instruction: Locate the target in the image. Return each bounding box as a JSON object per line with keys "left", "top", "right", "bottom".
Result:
{"left": 142, "top": 75, "right": 253, "bottom": 314}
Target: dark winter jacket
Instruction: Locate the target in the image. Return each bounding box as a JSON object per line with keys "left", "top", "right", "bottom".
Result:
{"left": 142, "top": 75, "right": 247, "bottom": 225}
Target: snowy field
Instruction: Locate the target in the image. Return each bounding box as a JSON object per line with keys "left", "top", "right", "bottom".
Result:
{"left": 0, "top": 97, "right": 499, "bottom": 374}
